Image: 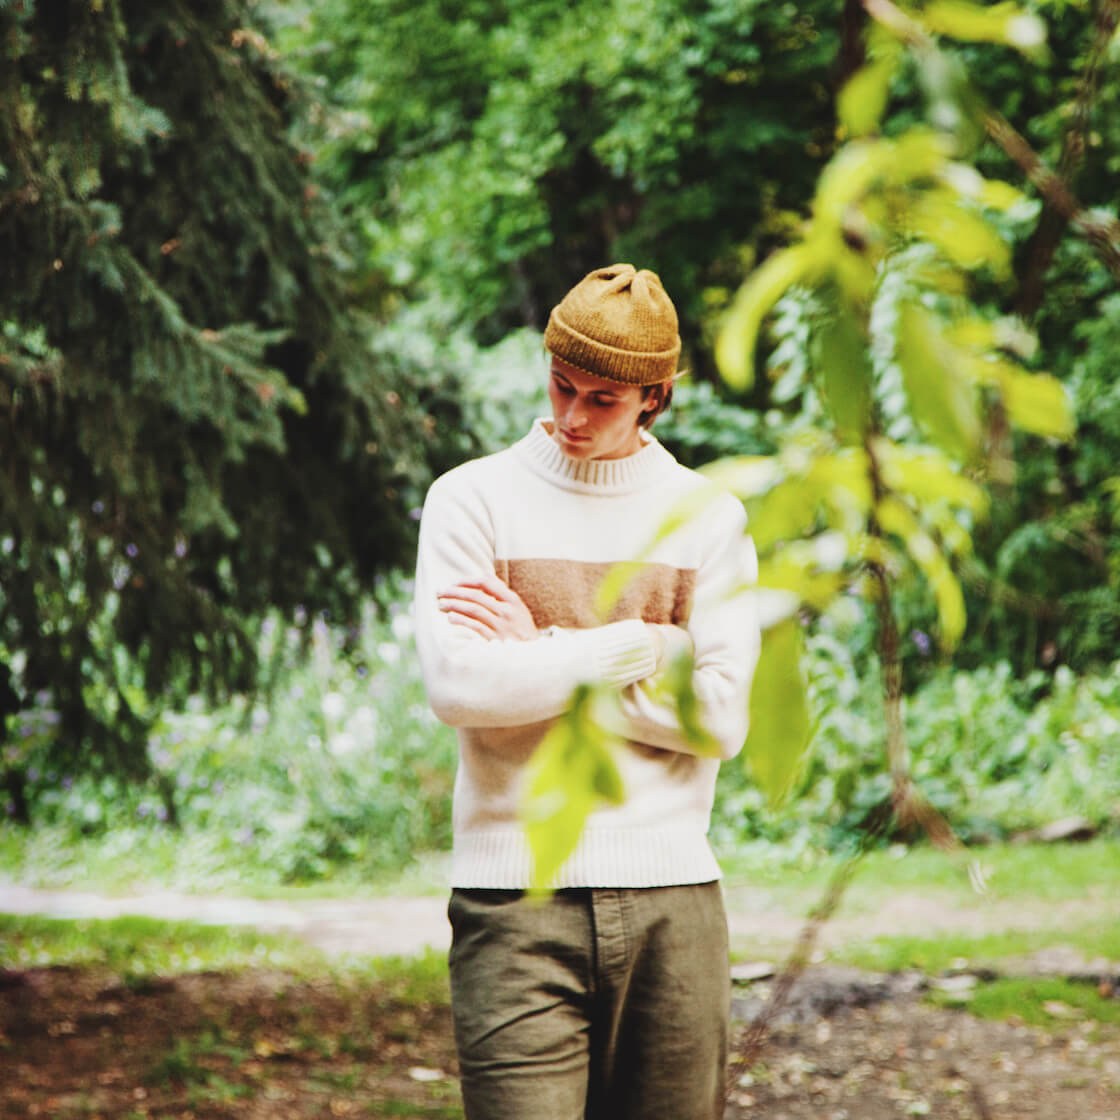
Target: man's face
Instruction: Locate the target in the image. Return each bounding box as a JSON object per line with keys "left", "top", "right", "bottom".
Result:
{"left": 547, "top": 357, "right": 652, "bottom": 461}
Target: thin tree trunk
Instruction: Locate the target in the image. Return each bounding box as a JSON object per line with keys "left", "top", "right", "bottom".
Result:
{"left": 1016, "top": 0, "right": 1120, "bottom": 317}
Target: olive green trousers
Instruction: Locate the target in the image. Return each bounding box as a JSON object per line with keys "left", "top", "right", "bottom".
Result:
{"left": 447, "top": 883, "right": 730, "bottom": 1120}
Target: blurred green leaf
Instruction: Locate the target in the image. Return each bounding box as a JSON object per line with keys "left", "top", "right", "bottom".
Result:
{"left": 837, "top": 30, "right": 902, "bottom": 138}
{"left": 812, "top": 140, "right": 894, "bottom": 231}
{"left": 896, "top": 302, "right": 982, "bottom": 461}
{"left": 811, "top": 293, "right": 873, "bottom": 444}
{"left": 883, "top": 128, "right": 952, "bottom": 188}
{"left": 877, "top": 496, "right": 967, "bottom": 649}
{"left": 758, "top": 550, "right": 848, "bottom": 611}
{"left": 717, "top": 245, "right": 817, "bottom": 389}
{"left": 661, "top": 651, "right": 721, "bottom": 758}
{"left": 922, "top": 1, "right": 1048, "bottom": 57}
{"left": 595, "top": 560, "right": 652, "bottom": 621}
{"left": 906, "top": 190, "right": 1012, "bottom": 277}
{"left": 521, "top": 684, "right": 624, "bottom": 892}
{"left": 699, "top": 456, "right": 783, "bottom": 498}
{"left": 999, "top": 369, "right": 1076, "bottom": 440}
{"left": 744, "top": 618, "right": 812, "bottom": 805}
{"left": 913, "top": 48, "right": 988, "bottom": 153}
{"left": 873, "top": 439, "right": 989, "bottom": 514}
{"left": 747, "top": 480, "right": 822, "bottom": 553}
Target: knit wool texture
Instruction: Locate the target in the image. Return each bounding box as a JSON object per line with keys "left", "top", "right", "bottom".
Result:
{"left": 544, "top": 263, "right": 681, "bottom": 386}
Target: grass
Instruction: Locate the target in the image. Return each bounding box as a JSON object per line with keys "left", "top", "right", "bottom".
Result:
{"left": 721, "top": 835, "right": 1120, "bottom": 909}
{"left": 833, "top": 925, "right": 1120, "bottom": 974}
{"left": 928, "top": 977, "right": 1120, "bottom": 1029}
{"left": 0, "top": 911, "right": 330, "bottom": 976}
{"left": 0, "top": 823, "right": 451, "bottom": 897}
{"left": 0, "top": 911, "right": 451, "bottom": 1003}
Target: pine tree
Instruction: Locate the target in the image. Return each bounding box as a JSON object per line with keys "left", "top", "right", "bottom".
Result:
{"left": 0, "top": 0, "right": 449, "bottom": 799}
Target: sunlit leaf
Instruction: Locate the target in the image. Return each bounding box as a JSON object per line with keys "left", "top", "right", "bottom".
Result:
{"left": 744, "top": 618, "right": 812, "bottom": 805}
{"left": 757, "top": 553, "right": 848, "bottom": 611}
{"left": 699, "top": 456, "right": 783, "bottom": 499}
{"left": 873, "top": 439, "right": 989, "bottom": 514}
{"left": 717, "top": 245, "right": 817, "bottom": 389}
{"left": 876, "top": 496, "right": 967, "bottom": 649}
{"left": 595, "top": 560, "right": 651, "bottom": 621}
{"left": 922, "top": 0, "right": 1048, "bottom": 57}
{"left": 999, "top": 369, "right": 1076, "bottom": 440}
{"left": 905, "top": 190, "right": 1011, "bottom": 277}
{"left": 812, "top": 140, "right": 895, "bottom": 230}
{"left": 958, "top": 355, "right": 1075, "bottom": 440}
{"left": 837, "top": 31, "right": 902, "bottom": 138}
{"left": 913, "top": 49, "right": 988, "bottom": 153}
{"left": 806, "top": 449, "right": 874, "bottom": 519}
{"left": 831, "top": 245, "right": 879, "bottom": 303}
{"left": 746, "top": 480, "right": 822, "bottom": 553}
{"left": 661, "top": 650, "right": 720, "bottom": 757}
{"left": 521, "top": 684, "right": 624, "bottom": 892}
{"left": 811, "top": 293, "right": 873, "bottom": 444}
{"left": 896, "top": 302, "right": 982, "bottom": 461}
{"left": 883, "top": 128, "right": 953, "bottom": 187}
{"left": 979, "top": 177, "right": 1028, "bottom": 212}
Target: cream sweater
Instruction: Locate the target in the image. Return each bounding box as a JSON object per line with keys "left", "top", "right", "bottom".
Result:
{"left": 414, "top": 419, "right": 760, "bottom": 888}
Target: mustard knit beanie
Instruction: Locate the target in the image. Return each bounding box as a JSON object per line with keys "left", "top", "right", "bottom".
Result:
{"left": 544, "top": 263, "right": 681, "bottom": 386}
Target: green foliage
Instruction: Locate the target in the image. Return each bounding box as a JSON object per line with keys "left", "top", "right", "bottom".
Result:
{"left": 4, "top": 577, "right": 458, "bottom": 883}
{"left": 744, "top": 617, "right": 812, "bottom": 805}
{"left": 711, "top": 622, "right": 1120, "bottom": 853}
{"left": 282, "top": 0, "right": 840, "bottom": 359}
{"left": 0, "top": 1, "right": 460, "bottom": 783}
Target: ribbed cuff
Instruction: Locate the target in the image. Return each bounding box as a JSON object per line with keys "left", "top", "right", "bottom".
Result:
{"left": 590, "top": 619, "right": 658, "bottom": 687}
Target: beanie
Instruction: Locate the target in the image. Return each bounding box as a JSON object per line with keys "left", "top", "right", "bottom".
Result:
{"left": 543, "top": 263, "right": 681, "bottom": 386}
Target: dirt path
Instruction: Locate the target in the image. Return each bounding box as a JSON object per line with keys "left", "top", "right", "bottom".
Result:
{"left": 4, "top": 880, "right": 1120, "bottom": 1119}
{"left": 5, "top": 878, "right": 1120, "bottom": 962}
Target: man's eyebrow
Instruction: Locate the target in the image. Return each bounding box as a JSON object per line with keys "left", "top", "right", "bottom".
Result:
{"left": 551, "top": 369, "right": 620, "bottom": 397}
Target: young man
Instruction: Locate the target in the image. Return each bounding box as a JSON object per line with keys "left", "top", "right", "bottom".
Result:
{"left": 414, "top": 263, "right": 760, "bottom": 1120}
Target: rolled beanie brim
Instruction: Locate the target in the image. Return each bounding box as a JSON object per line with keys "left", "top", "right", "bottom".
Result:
{"left": 544, "top": 313, "right": 680, "bottom": 385}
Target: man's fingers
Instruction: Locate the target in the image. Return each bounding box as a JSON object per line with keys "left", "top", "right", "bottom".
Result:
{"left": 445, "top": 575, "right": 521, "bottom": 605}
{"left": 445, "top": 610, "right": 497, "bottom": 640}
{"left": 438, "top": 586, "right": 504, "bottom": 621}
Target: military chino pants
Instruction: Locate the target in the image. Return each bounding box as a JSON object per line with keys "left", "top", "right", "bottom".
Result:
{"left": 447, "top": 882, "right": 730, "bottom": 1120}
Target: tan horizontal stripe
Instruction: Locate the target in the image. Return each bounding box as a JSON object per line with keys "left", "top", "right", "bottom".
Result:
{"left": 495, "top": 557, "right": 695, "bottom": 629}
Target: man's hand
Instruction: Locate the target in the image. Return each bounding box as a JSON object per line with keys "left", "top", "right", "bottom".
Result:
{"left": 437, "top": 576, "right": 539, "bottom": 641}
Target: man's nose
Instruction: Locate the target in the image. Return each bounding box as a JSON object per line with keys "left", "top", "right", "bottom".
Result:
{"left": 567, "top": 400, "right": 589, "bottom": 428}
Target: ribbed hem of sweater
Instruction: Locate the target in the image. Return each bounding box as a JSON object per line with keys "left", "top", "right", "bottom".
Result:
{"left": 450, "top": 823, "right": 723, "bottom": 889}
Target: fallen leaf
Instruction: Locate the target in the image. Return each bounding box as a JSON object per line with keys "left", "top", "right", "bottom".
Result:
{"left": 408, "top": 1066, "right": 445, "bottom": 1082}
{"left": 1042, "top": 1001, "right": 1081, "bottom": 1019}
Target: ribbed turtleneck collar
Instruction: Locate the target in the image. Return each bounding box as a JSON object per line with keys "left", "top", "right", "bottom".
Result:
{"left": 512, "top": 418, "right": 675, "bottom": 495}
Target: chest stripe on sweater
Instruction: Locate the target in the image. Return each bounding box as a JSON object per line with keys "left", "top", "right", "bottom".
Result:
{"left": 494, "top": 557, "right": 696, "bottom": 630}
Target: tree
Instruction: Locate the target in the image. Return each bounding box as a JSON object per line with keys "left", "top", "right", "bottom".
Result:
{"left": 0, "top": 0, "right": 458, "bottom": 805}
{"left": 283, "top": 0, "right": 844, "bottom": 371}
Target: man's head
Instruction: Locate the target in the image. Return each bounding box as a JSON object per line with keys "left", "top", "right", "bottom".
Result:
{"left": 543, "top": 264, "right": 680, "bottom": 459}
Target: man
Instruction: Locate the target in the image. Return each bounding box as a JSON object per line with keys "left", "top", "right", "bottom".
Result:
{"left": 414, "top": 263, "right": 760, "bottom": 1119}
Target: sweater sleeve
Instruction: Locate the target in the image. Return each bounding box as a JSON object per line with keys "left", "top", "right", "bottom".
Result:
{"left": 413, "top": 470, "right": 658, "bottom": 728}
{"left": 612, "top": 498, "right": 761, "bottom": 760}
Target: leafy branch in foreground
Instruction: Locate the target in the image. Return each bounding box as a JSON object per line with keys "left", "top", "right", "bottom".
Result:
{"left": 519, "top": 1, "right": 1091, "bottom": 895}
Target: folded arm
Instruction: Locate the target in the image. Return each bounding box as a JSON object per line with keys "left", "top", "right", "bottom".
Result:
{"left": 414, "top": 478, "right": 659, "bottom": 728}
